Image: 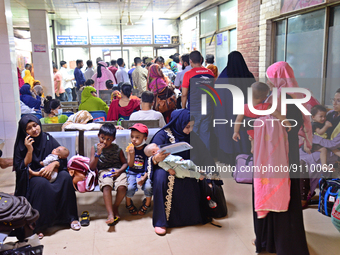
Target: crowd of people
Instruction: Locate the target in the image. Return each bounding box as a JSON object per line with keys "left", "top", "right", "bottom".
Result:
{"left": 8, "top": 49, "right": 340, "bottom": 254}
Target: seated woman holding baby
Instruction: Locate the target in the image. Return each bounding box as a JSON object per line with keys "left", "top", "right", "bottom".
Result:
{"left": 300, "top": 89, "right": 340, "bottom": 207}
{"left": 145, "top": 109, "right": 221, "bottom": 235}
{"left": 13, "top": 114, "right": 80, "bottom": 239}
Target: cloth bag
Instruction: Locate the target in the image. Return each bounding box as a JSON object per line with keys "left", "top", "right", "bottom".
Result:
{"left": 331, "top": 190, "right": 340, "bottom": 232}
{"left": 233, "top": 154, "right": 253, "bottom": 184}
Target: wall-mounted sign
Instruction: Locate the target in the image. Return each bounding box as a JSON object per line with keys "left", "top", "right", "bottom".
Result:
{"left": 123, "top": 35, "right": 151, "bottom": 44}
{"left": 56, "top": 35, "right": 88, "bottom": 45}
{"left": 34, "top": 44, "right": 46, "bottom": 52}
{"left": 91, "top": 35, "right": 120, "bottom": 45}
{"left": 155, "top": 35, "right": 171, "bottom": 44}
{"left": 217, "top": 33, "right": 223, "bottom": 46}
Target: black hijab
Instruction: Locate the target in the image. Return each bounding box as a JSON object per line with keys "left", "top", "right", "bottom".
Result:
{"left": 97, "top": 63, "right": 104, "bottom": 78}
{"left": 14, "top": 114, "right": 61, "bottom": 196}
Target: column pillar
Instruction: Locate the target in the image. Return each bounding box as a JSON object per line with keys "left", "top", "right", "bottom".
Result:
{"left": 28, "top": 9, "right": 54, "bottom": 97}
{"left": 0, "top": 0, "right": 21, "bottom": 157}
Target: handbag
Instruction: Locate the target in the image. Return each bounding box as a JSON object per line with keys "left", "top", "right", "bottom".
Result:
{"left": 153, "top": 80, "right": 176, "bottom": 113}
{"left": 67, "top": 155, "right": 96, "bottom": 192}
{"left": 318, "top": 178, "right": 340, "bottom": 217}
{"left": 233, "top": 154, "right": 253, "bottom": 184}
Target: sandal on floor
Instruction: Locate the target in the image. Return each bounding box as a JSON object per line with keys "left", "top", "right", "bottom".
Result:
{"left": 38, "top": 233, "right": 44, "bottom": 239}
{"left": 107, "top": 216, "right": 120, "bottom": 227}
{"left": 126, "top": 200, "right": 138, "bottom": 215}
{"left": 71, "top": 221, "right": 81, "bottom": 231}
{"left": 80, "top": 211, "right": 90, "bottom": 226}
{"left": 138, "top": 198, "right": 150, "bottom": 215}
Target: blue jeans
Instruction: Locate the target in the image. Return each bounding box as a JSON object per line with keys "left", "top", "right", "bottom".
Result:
{"left": 126, "top": 171, "right": 153, "bottom": 198}
{"left": 65, "top": 88, "right": 73, "bottom": 102}
{"left": 191, "top": 112, "right": 212, "bottom": 151}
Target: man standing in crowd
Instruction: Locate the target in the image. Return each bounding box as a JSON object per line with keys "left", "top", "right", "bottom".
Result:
{"left": 59, "top": 60, "right": 74, "bottom": 102}
{"left": 174, "top": 53, "right": 191, "bottom": 89}
{"left": 181, "top": 50, "right": 215, "bottom": 150}
{"left": 74, "top": 59, "right": 86, "bottom": 103}
{"left": 21, "top": 63, "right": 32, "bottom": 79}
{"left": 128, "top": 63, "right": 136, "bottom": 87}
{"left": 155, "top": 56, "right": 176, "bottom": 83}
{"left": 132, "top": 57, "right": 148, "bottom": 97}
{"left": 205, "top": 54, "right": 218, "bottom": 78}
{"left": 84, "top": 60, "right": 94, "bottom": 81}
{"left": 108, "top": 60, "right": 118, "bottom": 84}
{"left": 53, "top": 64, "right": 65, "bottom": 101}
{"left": 115, "top": 58, "right": 130, "bottom": 84}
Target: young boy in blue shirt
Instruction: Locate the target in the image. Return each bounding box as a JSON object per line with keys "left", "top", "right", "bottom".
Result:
{"left": 89, "top": 123, "right": 128, "bottom": 226}
{"left": 125, "top": 123, "right": 152, "bottom": 215}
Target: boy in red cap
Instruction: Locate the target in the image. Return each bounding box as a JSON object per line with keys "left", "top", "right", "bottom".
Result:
{"left": 125, "top": 123, "right": 152, "bottom": 215}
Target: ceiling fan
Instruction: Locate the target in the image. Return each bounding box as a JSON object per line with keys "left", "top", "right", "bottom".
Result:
{"left": 74, "top": 0, "right": 100, "bottom": 4}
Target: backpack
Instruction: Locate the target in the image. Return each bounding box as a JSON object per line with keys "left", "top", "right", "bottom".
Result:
{"left": 67, "top": 155, "right": 96, "bottom": 192}
{"left": 0, "top": 193, "right": 39, "bottom": 232}
{"left": 200, "top": 180, "right": 228, "bottom": 220}
{"left": 318, "top": 178, "right": 340, "bottom": 217}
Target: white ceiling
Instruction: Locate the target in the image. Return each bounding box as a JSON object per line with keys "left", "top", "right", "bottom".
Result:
{"left": 10, "top": 0, "right": 205, "bottom": 27}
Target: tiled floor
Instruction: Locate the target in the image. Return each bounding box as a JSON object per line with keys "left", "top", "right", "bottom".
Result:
{"left": 1, "top": 166, "right": 340, "bottom": 255}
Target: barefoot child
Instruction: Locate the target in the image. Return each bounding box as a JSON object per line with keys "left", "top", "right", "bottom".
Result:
{"left": 144, "top": 143, "right": 205, "bottom": 180}
{"left": 125, "top": 123, "right": 152, "bottom": 215}
{"left": 29, "top": 146, "right": 69, "bottom": 183}
{"left": 232, "top": 82, "right": 291, "bottom": 153}
{"left": 304, "top": 105, "right": 340, "bottom": 169}
{"left": 89, "top": 123, "right": 128, "bottom": 226}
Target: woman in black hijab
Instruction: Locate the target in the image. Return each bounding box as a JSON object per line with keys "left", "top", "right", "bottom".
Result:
{"left": 214, "top": 51, "right": 256, "bottom": 164}
{"left": 13, "top": 114, "right": 80, "bottom": 236}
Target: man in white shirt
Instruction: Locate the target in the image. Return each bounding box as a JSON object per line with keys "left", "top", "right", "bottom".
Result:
{"left": 129, "top": 91, "right": 166, "bottom": 128}
{"left": 84, "top": 60, "right": 95, "bottom": 81}
{"left": 59, "top": 60, "right": 74, "bottom": 102}
{"left": 115, "top": 58, "right": 130, "bottom": 84}
{"left": 21, "top": 63, "right": 32, "bottom": 79}
{"left": 174, "top": 53, "right": 191, "bottom": 89}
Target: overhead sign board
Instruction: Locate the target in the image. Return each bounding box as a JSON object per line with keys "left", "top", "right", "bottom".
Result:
{"left": 91, "top": 35, "right": 120, "bottom": 45}
{"left": 57, "top": 35, "right": 88, "bottom": 45}
{"left": 155, "top": 35, "right": 171, "bottom": 44}
{"left": 123, "top": 35, "right": 151, "bottom": 44}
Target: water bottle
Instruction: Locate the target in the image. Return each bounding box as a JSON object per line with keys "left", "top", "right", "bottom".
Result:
{"left": 136, "top": 174, "right": 142, "bottom": 189}
{"left": 207, "top": 196, "right": 217, "bottom": 209}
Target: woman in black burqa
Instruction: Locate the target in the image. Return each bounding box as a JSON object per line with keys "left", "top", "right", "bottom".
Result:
{"left": 13, "top": 114, "right": 79, "bottom": 237}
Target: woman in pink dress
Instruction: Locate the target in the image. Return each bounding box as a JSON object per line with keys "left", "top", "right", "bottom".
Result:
{"left": 92, "top": 61, "right": 115, "bottom": 91}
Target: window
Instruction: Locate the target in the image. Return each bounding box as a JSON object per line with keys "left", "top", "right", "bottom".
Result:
{"left": 200, "top": 7, "right": 217, "bottom": 35}
{"left": 219, "top": 0, "right": 237, "bottom": 29}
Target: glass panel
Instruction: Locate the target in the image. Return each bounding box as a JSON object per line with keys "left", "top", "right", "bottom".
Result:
{"left": 326, "top": 5, "right": 340, "bottom": 105}
{"left": 286, "top": 9, "right": 325, "bottom": 101}
{"left": 55, "top": 19, "right": 89, "bottom": 45}
{"left": 90, "top": 47, "right": 122, "bottom": 66}
{"left": 215, "top": 31, "right": 229, "bottom": 73}
{"left": 201, "top": 38, "right": 206, "bottom": 60}
{"left": 123, "top": 47, "right": 154, "bottom": 69}
{"left": 122, "top": 21, "right": 153, "bottom": 45}
{"left": 230, "top": 28, "right": 237, "bottom": 52}
{"left": 89, "top": 19, "right": 120, "bottom": 45}
{"left": 154, "top": 19, "right": 179, "bottom": 44}
{"left": 57, "top": 48, "right": 89, "bottom": 73}
{"left": 200, "top": 7, "right": 217, "bottom": 35}
{"left": 219, "top": 0, "right": 237, "bottom": 29}
{"left": 275, "top": 20, "right": 286, "bottom": 62}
